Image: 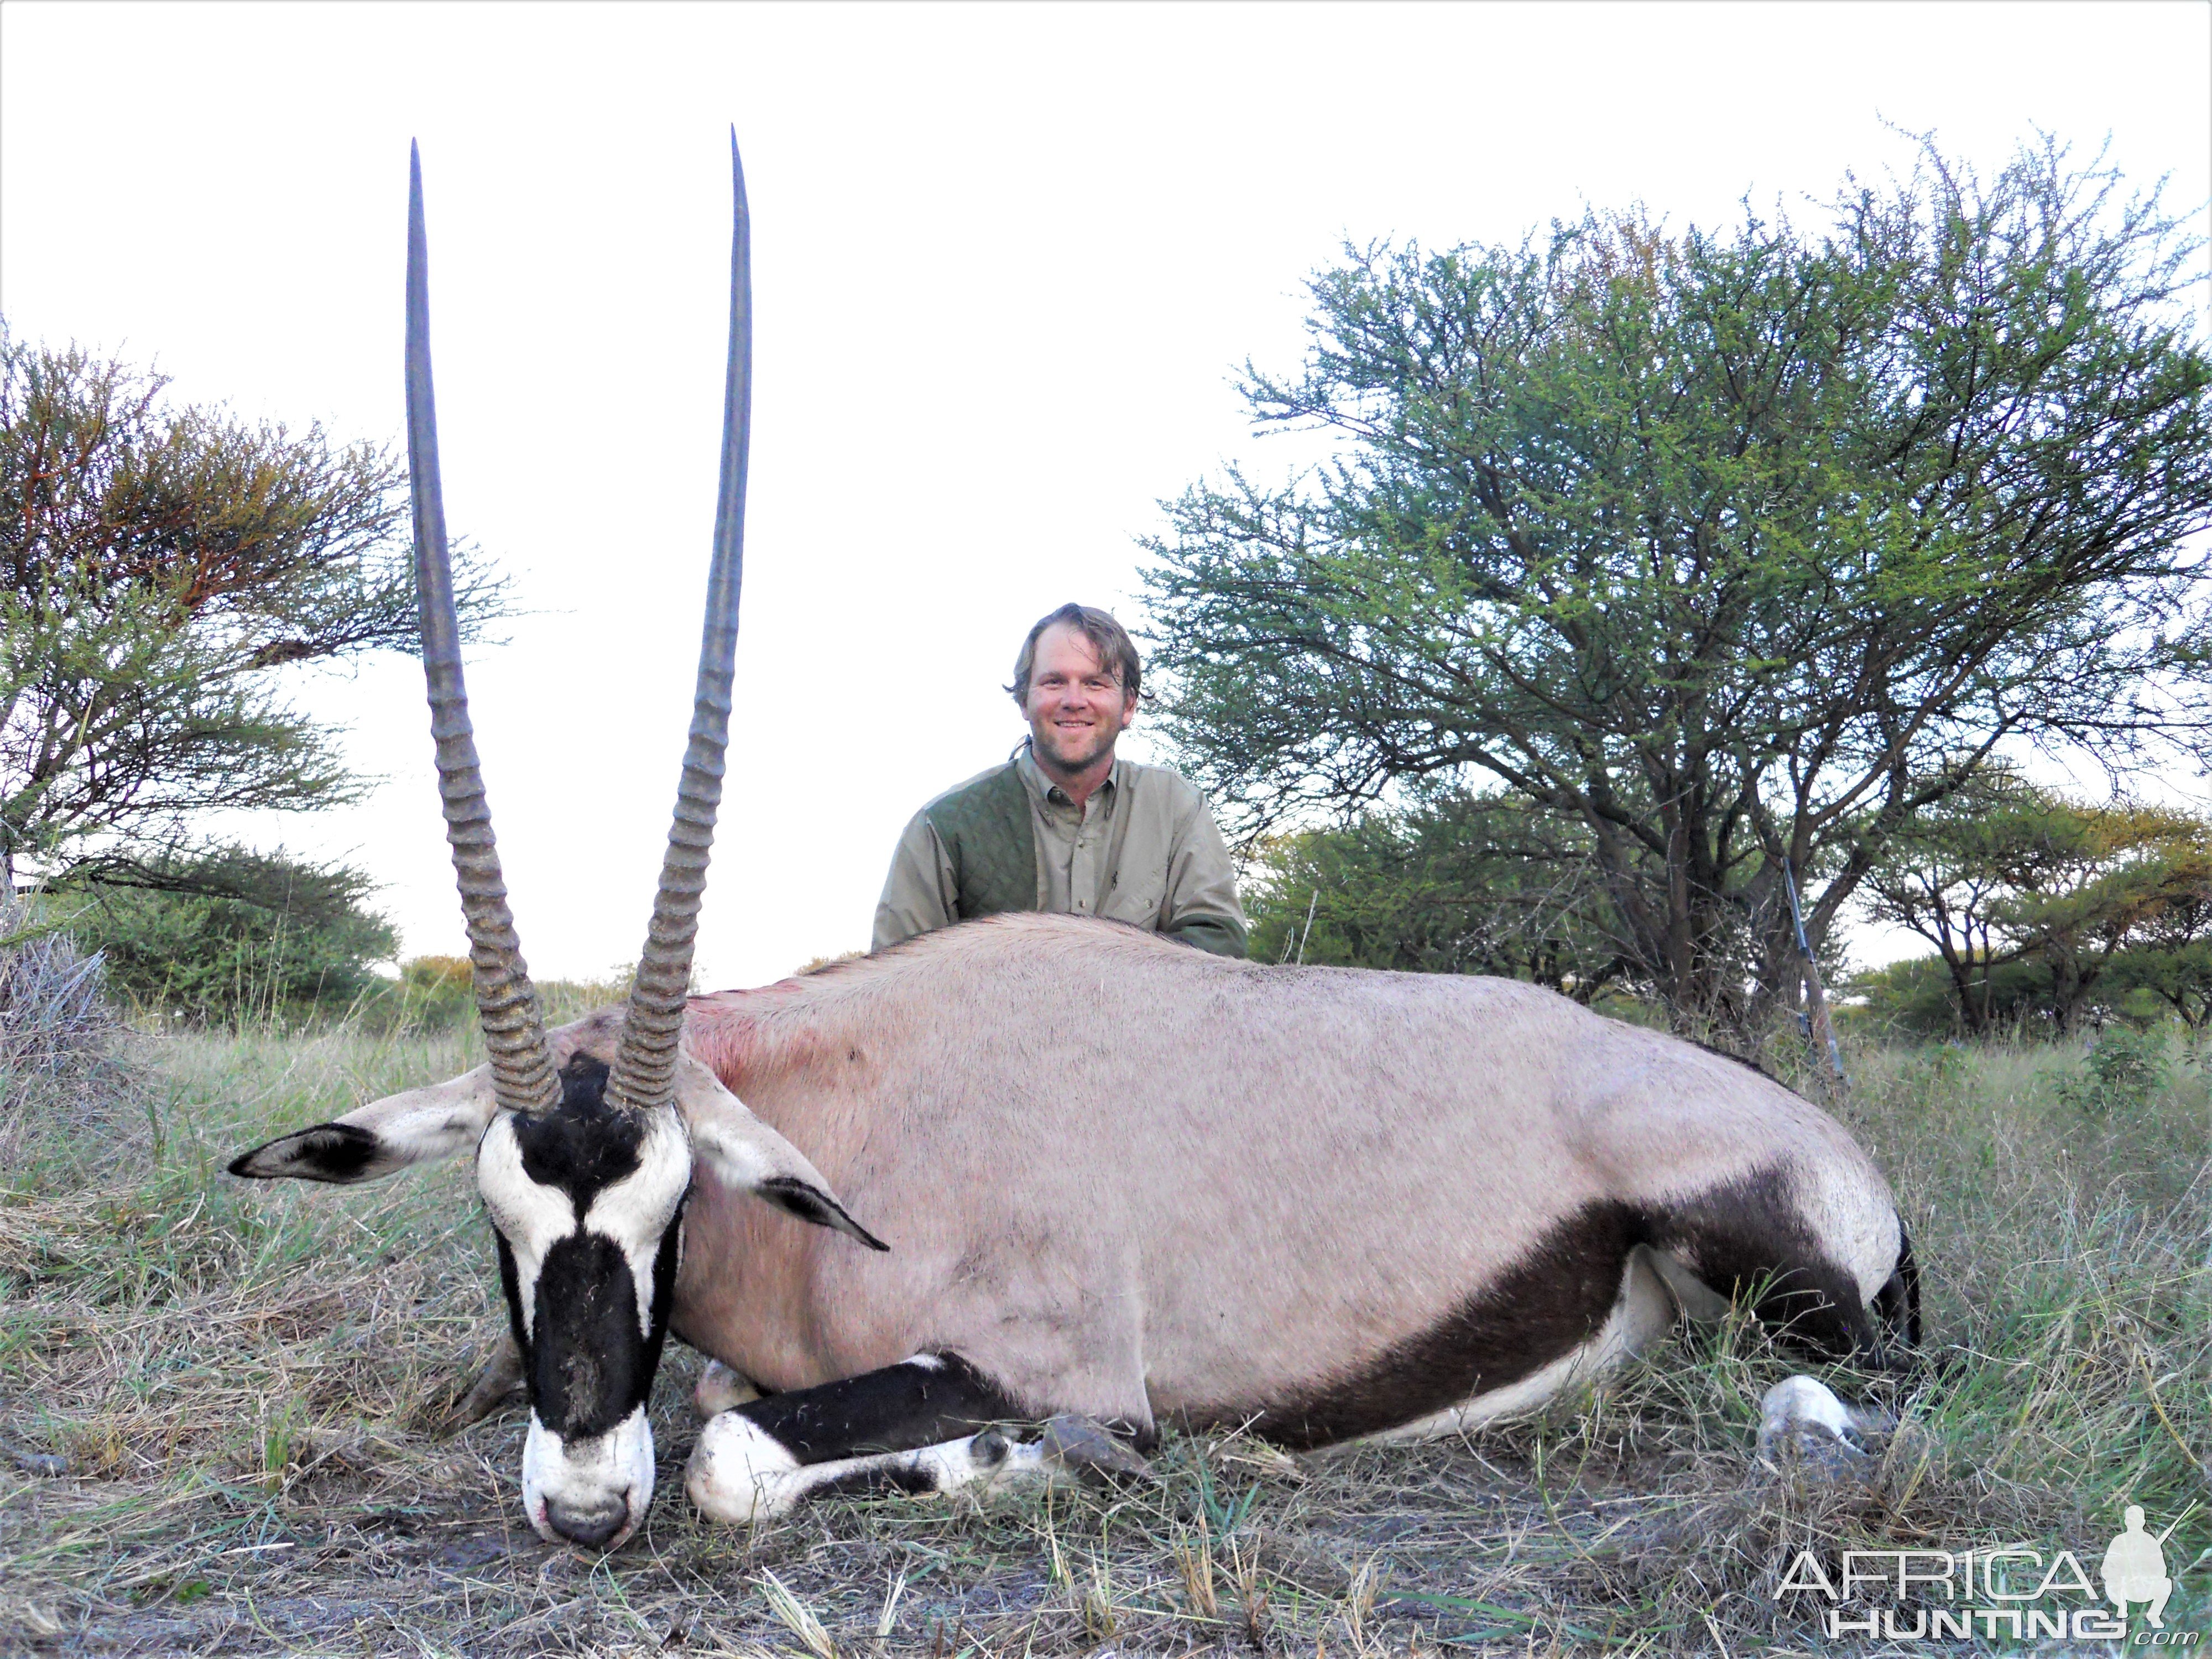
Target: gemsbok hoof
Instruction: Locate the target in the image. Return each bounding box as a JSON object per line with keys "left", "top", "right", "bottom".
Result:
{"left": 439, "top": 1331, "right": 526, "bottom": 1436}
{"left": 1037, "top": 1414, "right": 1156, "bottom": 1483}
{"left": 1755, "top": 1375, "right": 1885, "bottom": 1483}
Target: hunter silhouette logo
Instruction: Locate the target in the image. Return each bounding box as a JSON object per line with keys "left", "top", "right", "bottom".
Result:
{"left": 2104, "top": 1506, "right": 2178, "bottom": 1629}
{"left": 1777, "top": 1500, "right": 2198, "bottom": 1644}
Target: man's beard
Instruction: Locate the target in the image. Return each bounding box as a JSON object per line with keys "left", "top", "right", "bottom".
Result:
{"left": 1034, "top": 723, "right": 1117, "bottom": 775}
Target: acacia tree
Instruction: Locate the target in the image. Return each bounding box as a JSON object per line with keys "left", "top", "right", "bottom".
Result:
{"left": 0, "top": 333, "right": 504, "bottom": 891}
{"left": 2107, "top": 891, "right": 2212, "bottom": 1031}
{"left": 1245, "top": 792, "right": 1629, "bottom": 995}
{"left": 1144, "top": 140, "right": 2212, "bottom": 1044}
{"left": 1865, "top": 774, "right": 2212, "bottom": 1034}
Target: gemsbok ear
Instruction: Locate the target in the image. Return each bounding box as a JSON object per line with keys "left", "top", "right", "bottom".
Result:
{"left": 672, "top": 1054, "right": 889, "bottom": 1252}
{"left": 228, "top": 1066, "right": 500, "bottom": 1183}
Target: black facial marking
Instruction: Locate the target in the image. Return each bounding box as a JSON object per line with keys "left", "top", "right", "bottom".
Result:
{"left": 489, "top": 1054, "right": 689, "bottom": 1439}
{"left": 510, "top": 1056, "right": 647, "bottom": 1217}
{"left": 1248, "top": 1169, "right": 1881, "bottom": 1451}
{"left": 525, "top": 1213, "right": 684, "bottom": 1440}
{"left": 733, "top": 1354, "right": 1021, "bottom": 1467}
{"left": 228, "top": 1122, "right": 379, "bottom": 1182}
{"left": 496, "top": 1230, "right": 527, "bottom": 1361}
{"left": 559, "top": 1053, "right": 612, "bottom": 1108}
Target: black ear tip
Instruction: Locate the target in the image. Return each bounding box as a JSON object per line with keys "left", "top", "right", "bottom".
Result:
{"left": 859, "top": 1228, "right": 891, "bottom": 1254}
{"left": 222, "top": 1123, "right": 379, "bottom": 1183}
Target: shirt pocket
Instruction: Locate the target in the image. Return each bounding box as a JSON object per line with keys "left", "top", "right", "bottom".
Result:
{"left": 1103, "top": 853, "right": 1168, "bottom": 928}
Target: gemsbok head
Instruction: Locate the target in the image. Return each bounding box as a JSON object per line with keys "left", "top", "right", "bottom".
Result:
{"left": 229, "top": 136, "right": 885, "bottom": 1551}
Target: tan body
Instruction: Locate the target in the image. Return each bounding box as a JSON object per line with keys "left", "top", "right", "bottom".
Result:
{"left": 585, "top": 913, "right": 1902, "bottom": 1440}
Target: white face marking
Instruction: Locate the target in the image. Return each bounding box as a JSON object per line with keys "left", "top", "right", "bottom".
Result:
{"left": 478, "top": 1103, "right": 693, "bottom": 1548}
{"left": 582, "top": 1109, "right": 692, "bottom": 1338}
{"left": 477, "top": 1124, "right": 571, "bottom": 1342}
{"left": 522, "top": 1406, "right": 655, "bottom": 1548}
{"left": 474, "top": 1107, "right": 693, "bottom": 1341}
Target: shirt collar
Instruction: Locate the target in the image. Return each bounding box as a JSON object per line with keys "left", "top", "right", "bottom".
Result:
{"left": 1015, "top": 742, "right": 1121, "bottom": 808}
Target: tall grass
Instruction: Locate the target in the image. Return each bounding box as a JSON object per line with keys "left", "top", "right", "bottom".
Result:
{"left": 0, "top": 903, "right": 130, "bottom": 1173}
{"left": 0, "top": 1017, "right": 2205, "bottom": 1654}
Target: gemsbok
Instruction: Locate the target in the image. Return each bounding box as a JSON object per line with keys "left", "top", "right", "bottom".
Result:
{"left": 229, "top": 137, "right": 1917, "bottom": 1552}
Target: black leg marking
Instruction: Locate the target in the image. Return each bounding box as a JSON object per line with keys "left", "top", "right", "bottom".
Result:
{"left": 1872, "top": 1227, "right": 1921, "bottom": 1353}
{"left": 732, "top": 1354, "right": 1023, "bottom": 1466}
{"left": 1251, "top": 1166, "right": 1885, "bottom": 1449}
{"left": 802, "top": 1462, "right": 942, "bottom": 1500}
{"left": 1251, "top": 1202, "right": 1645, "bottom": 1449}
{"left": 1646, "top": 1167, "right": 1876, "bottom": 1360}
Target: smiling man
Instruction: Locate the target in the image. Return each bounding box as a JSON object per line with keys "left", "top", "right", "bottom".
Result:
{"left": 872, "top": 603, "right": 1248, "bottom": 957}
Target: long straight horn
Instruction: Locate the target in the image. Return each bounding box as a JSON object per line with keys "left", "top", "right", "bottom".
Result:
{"left": 606, "top": 131, "right": 753, "bottom": 1114}
{"left": 406, "top": 141, "right": 561, "bottom": 1117}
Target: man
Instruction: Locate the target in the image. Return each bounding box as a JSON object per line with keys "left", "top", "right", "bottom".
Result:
{"left": 872, "top": 603, "right": 1248, "bottom": 956}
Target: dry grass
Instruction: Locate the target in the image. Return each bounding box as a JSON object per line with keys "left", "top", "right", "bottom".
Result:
{"left": 1, "top": 1019, "right": 2206, "bottom": 1655}
{"left": 0, "top": 904, "right": 132, "bottom": 1172}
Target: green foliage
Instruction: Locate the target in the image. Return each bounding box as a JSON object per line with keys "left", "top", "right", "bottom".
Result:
{"left": 1863, "top": 773, "right": 2212, "bottom": 1034}
{"left": 1850, "top": 947, "right": 2187, "bottom": 1037}
{"left": 347, "top": 954, "right": 639, "bottom": 1037}
{"left": 0, "top": 331, "right": 507, "bottom": 886}
{"left": 50, "top": 847, "right": 397, "bottom": 1024}
{"left": 2056, "top": 1025, "right": 2171, "bottom": 1114}
{"left": 1852, "top": 952, "right": 2041, "bottom": 1035}
{"left": 1245, "top": 793, "right": 1627, "bottom": 998}
{"left": 2105, "top": 933, "right": 2212, "bottom": 1030}
{"left": 1143, "top": 138, "right": 2212, "bottom": 1042}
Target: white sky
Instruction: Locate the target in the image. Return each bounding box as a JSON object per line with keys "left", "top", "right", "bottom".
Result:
{"left": 4, "top": 2, "right": 2208, "bottom": 987}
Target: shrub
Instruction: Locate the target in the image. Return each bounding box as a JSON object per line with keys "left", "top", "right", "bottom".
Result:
{"left": 2057, "top": 1025, "right": 2172, "bottom": 1114}
{"left": 50, "top": 848, "right": 396, "bottom": 1025}
{"left": 352, "top": 956, "right": 640, "bottom": 1036}
{"left": 351, "top": 954, "right": 473, "bottom": 1035}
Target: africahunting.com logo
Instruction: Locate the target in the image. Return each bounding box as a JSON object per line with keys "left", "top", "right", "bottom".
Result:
{"left": 1779, "top": 1505, "right": 2198, "bottom": 1644}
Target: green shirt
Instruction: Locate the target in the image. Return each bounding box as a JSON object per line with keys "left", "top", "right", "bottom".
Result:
{"left": 872, "top": 746, "right": 1249, "bottom": 957}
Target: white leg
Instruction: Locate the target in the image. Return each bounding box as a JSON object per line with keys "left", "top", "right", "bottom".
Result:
{"left": 1756, "top": 1375, "right": 1890, "bottom": 1459}
{"left": 686, "top": 1411, "right": 1062, "bottom": 1525}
